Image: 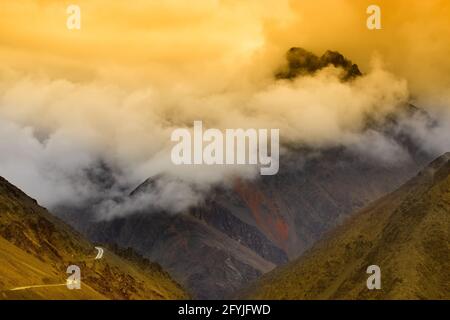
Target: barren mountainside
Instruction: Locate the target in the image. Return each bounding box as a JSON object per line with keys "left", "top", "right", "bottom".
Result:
{"left": 0, "top": 176, "right": 188, "bottom": 300}
{"left": 79, "top": 146, "right": 429, "bottom": 299}
{"left": 242, "top": 153, "right": 450, "bottom": 299}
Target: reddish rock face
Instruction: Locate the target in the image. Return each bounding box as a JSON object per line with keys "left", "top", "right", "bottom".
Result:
{"left": 234, "top": 179, "right": 290, "bottom": 251}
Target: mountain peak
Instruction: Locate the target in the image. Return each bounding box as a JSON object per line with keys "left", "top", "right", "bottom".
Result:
{"left": 276, "top": 47, "right": 362, "bottom": 80}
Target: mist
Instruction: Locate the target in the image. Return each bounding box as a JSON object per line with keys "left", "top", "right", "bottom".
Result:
{"left": 0, "top": 0, "right": 449, "bottom": 217}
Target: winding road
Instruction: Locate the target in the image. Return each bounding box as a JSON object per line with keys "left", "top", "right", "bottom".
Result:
{"left": 7, "top": 247, "right": 104, "bottom": 292}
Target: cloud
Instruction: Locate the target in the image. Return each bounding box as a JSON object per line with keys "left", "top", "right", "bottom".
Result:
{"left": 0, "top": 61, "right": 412, "bottom": 212}
{"left": 0, "top": 0, "right": 449, "bottom": 216}
{"left": 95, "top": 175, "right": 208, "bottom": 220}
{"left": 0, "top": 119, "right": 101, "bottom": 206}
{"left": 397, "top": 109, "right": 450, "bottom": 156}
{"left": 345, "top": 130, "right": 411, "bottom": 165}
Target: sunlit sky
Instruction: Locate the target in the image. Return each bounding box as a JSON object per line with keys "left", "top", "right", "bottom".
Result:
{"left": 0, "top": 0, "right": 449, "bottom": 207}
{"left": 0, "top": 0, "right": 449, "bottom": 100}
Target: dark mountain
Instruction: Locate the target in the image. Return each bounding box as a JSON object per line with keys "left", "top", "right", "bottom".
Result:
{"left": 276, "top": 47, "right": 362, "bottom": 80}
{"left": 75, "top": 144, "right": 429, "bottom": 299}
{"left": 57, "top": 49, "right": 435, "bottom": 299}
{"left": 0, "top": 176, "right": 188, "bottom": 300}
{"left": 242, "top": 153, "right": 450, "bottom": 299}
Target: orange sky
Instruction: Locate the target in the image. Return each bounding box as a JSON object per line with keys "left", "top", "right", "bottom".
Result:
{"left": 0, "top": 0, "right": 449, "bottom": 207}
{"left": 0, "top": 0, "right": 449, "bottom": 101}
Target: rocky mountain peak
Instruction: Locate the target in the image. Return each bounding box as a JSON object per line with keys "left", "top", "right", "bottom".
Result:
{"left": 276, "top": 47, "right": 362, "bottom": 80}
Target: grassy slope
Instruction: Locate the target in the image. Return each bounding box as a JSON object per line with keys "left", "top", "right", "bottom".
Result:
{"left": 0, "top": 177, "right": 188, "bottom": 300}
{"left": 243, "top": 153, "right": 450, "bottom": 300}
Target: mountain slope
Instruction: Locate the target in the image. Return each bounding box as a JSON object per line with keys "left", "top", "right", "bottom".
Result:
{"left": 88, "top": 211, "right": 276, "bottom": 300}
{"left": 242, "top": 153, "right": 450, "bottom": 299}
{"left": 0, "top": 176, "right": 188, "bottom": 300}
{"left": 57, "top": 49, "right": 433, "bottom": 299}
{"left": 80, "top": 146, "right": 427, "bottom": 299}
